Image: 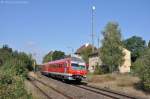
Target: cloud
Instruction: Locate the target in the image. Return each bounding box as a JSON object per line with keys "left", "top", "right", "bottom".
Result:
{"left": 0, "top": 0, "right": 29, "bottom": 5}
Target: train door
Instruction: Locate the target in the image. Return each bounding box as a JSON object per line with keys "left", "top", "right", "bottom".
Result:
{"left": 64, "top": 62, "right": 67, "bottom": 73}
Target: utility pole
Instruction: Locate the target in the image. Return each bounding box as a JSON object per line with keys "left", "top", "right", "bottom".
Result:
{"left": 67, "top": 46, "right": 74, "bottom": 56}
{"left": 97, "top": 36, "right": 100, "bottom": 49}
{"left": 33, "top": 52, "right": 36, "bottom": 72}
{"left": 91, "top": 6, "right": 95, "bottom": 53}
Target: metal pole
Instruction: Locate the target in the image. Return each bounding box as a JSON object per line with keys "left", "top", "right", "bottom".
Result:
{"left": 67, "top": 46, "right": 74, "bottom": 56}
{"left": 32, "top": 52, "right": 36, "bottom": 72}
{"left": 98, "top": 37, "right": 100, "bottom": 49}
{"left": 33, "top": 60, "right": 36, "bottom": 72}
{"left": 92, "top": 6, "right": 95, "bottom": 53}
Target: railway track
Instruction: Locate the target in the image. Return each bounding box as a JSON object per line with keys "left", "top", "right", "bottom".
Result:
{"left": 73, "top": 84, "right": 138, "bottom": 99}
{"left": 29, "top": 74, "right": 141, "bottom": 99}
{"left": 29, "top": 76, "right": 73, "bottom": 99}
{"left": 41, "top": 74, "right": 139, "bottom": 99}
{"left": 30, "top": 80, "right": 52, "bottom": 99}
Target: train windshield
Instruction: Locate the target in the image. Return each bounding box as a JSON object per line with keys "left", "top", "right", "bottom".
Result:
{"left": 71, "top": 63, "right": 85, "bottom": 70}
{"left": 79, "top": 65, "right": 86, "bottom": 70}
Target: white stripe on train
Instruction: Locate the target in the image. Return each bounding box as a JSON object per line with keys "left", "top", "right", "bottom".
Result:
{"left": 42, "top": 71, "right": 73, "bottom": 76}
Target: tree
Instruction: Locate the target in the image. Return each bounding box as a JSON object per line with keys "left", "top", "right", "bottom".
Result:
{"left": 2, "top": 44, "right": 12, "bottom": 53}
{"left": 75, "top": 44, "right": 94, "bottom": 63}
{"left": 0, "top": 45, "right": 33, "bottom": 75}
{"left": 42, "top": 51, "right": 53, "bottom": 63}
{"left": 123, "top": 36, "right": 146, "bottom": 62}
{"left": 148, "top": 40, "right": 150, "bottom": 48}
{"left": 100, "top": 22, "right": 124, "bottom": 73}
{"left": 133, "top": 48, "right": 150, "bottom": 91}
{"left": 43, "top": 50, "right": 65, "bottom": 63}
{"left": 52, "top": 51, "right": 65, "bottom": 60}
{"left": 79, "top": 46, "right": 93, "bottom": 63}
{"left": 0, "top": 45, "right": 33, "bottom": 98}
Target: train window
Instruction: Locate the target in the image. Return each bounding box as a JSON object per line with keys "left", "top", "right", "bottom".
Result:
{"left": 71, "top": 63, "right": 86, "bottom": 70}
{"left": 59, "top": 64, "right": 61, "bottom": 68}
{"left": 71, "top": 63, "right": 78, "bottom": 70}
{"left": 79, "top": 65, "right": 86, "bottom": 70}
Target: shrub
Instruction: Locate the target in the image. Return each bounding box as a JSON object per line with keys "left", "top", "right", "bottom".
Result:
{"left": 0, "top": 45, "right": 33, "bottom": 98}
{"left": 2, "top": 59, "right": 28, "bottom": 79}
{"left": 133, "top": 48, "right": 150, "bottom": 92}
{"left": 94, "top": 64, "right": 103, "bottom": 75}
{"left": 0, "top": 70, "right": 32, "bottom": 99}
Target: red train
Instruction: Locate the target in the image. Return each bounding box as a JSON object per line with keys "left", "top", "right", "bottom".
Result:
{"left": 41, "top": 56, "right": 87, "bottom": 82}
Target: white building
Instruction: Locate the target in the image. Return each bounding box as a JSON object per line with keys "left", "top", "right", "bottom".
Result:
{"left": 88, "top": 48, "right": 131, "bottom": 73}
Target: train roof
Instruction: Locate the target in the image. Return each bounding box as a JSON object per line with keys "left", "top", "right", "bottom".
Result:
{"left": 43, "top": 56, "right": 85, "bottom": 65}
{"left": 42, "top": 58, "right": 70, "bottom": 65}
{"left": 71, "top": 56, "right": 84, "bottom": 63}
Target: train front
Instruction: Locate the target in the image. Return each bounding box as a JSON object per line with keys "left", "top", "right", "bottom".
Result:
{"left": 68, "top": 56, "right": 87, "bottom": 82}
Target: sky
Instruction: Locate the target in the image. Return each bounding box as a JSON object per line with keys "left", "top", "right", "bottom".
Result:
{"left": 0, "top": 0, "right": 150, "bottom": 63}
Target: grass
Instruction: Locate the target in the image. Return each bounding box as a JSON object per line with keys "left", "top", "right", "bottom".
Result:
{"left": 87, "top": 73, "right": 150, "bottom": 98}
{"left": 87, "top": 73, "right": 139, "bottom": 86}
{"left": 87, "top": 73, "right": 116, "bottom": 83}
{"left": 116, "top": 74, "right": 139, "bottom": 87}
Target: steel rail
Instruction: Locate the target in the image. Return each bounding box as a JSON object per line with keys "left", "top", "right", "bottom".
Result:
{"left": 83, "top": 85, "right": 138, "bottom": 99}
{"left": 30, "top": 80, "right": 52, "bottom": 99}
{"left": 74, "top": 84, "right": 138, "bottom": 99}
{"left": 29, "top": 76, "right": 73, "bottom": 99}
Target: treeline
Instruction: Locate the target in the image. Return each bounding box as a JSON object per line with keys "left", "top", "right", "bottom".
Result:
{"left": 0, "top": 45, "right": 34, "bottom": 99}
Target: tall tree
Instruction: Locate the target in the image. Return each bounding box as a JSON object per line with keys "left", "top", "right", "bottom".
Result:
{"left": 100, "top": 22, "right": 124, "bottom": 73}
{"left": 123, "top": 36, "right": 146, "bottom": 62}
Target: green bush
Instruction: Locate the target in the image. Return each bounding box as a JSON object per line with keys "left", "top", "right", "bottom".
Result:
{"left": 2, "top": 59, "right": 28, "bottom": 79}
{"left": 94, "top": 64, "right": 103, "bottom": 75}
{"left": 133, "top": 48, "right": 150, "bottom": 92}
{"left": 132, "top": 60, "right": 144, "bottom": 76}
{"left": 0, "top": 45, "right": 33, "bottom": 98}
{"left": 0, "top": 70, "right": 32, "bottom": 99}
